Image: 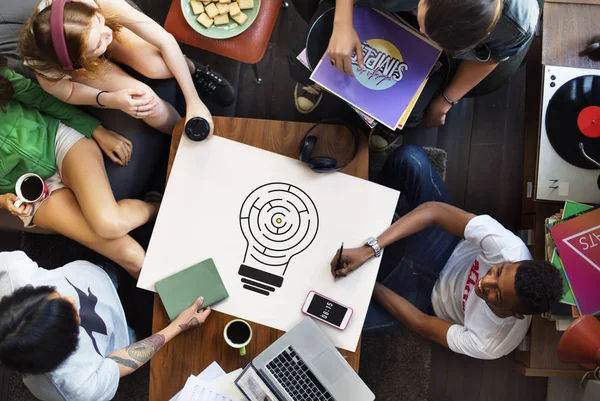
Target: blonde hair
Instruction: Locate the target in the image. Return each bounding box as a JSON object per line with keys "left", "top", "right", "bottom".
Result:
{"left": 19, "top": 1, "right": 121, "bottom": 81}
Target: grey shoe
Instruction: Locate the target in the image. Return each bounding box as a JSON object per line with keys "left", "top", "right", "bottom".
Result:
{"left": 294, "top": 83, "right": 323, "bottom": 114}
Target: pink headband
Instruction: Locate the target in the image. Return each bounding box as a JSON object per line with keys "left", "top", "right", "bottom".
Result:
{"left": 50, "top": 0, "right": 74, "bottom": 70}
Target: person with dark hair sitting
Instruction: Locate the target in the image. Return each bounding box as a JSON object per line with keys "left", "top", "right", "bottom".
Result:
{"left": 289, "top": 0, "right": 538, "bottom": 130}
{"left": 330, "top": 144, "right": 564, "bottom": 359}
{"left": 0, "top": 251, "right": 211, "bottom": 400}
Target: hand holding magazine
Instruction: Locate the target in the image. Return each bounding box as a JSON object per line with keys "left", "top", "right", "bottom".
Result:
{"left": 309, "top": 7, "right": 442, "bottom": 130}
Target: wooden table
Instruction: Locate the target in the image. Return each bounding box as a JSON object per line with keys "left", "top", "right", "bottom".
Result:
{"left": 514, "top": 0, "right": 598, "bottom": 378}
{"left": 542, "top": 0, "right": 600, "bottom": 70}
{"left": 149, "top": 117, "right": 368, "bottom": 401}
{"left": 163, "top": 0, "right": 283, "bottom": 82}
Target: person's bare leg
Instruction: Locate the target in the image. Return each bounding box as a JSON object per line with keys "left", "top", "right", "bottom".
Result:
{"left": 33, "top": 189, "right": 144, "bottom": 278}
{"left": 74, "top": 61, "right": 180, "bottom": 134}
{"left": 110, "top": 27, "right": 196, "bottom": 78}
{"left": 61, "top": 137, "right": 158, "bottom": 239}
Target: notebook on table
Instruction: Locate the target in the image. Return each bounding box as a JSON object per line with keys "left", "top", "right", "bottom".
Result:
{"left": 156, "top": 258, "right": 229, "bottom": 321}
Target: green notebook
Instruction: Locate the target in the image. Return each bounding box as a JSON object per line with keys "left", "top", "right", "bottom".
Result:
{"left": 155, "top": 258, "right": 229, "bottom": 321}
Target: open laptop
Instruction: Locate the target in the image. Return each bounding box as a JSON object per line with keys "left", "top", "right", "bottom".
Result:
{"left": 235, "top": 317, "right": 375, "bottom": 401}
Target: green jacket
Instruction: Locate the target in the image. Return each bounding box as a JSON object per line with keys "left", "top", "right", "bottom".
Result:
{"left": 0, "top": 67, "right": 100, "bottom": 194}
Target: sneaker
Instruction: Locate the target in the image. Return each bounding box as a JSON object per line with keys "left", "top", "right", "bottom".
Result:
{"left": 192, "top": 63, "right": 236, "bottom": 107}
{"left": 368, "top": 125, "right": 403, "bottom": 152}
{"left": 294, "top": 83, "right": 323, "bottom": 114}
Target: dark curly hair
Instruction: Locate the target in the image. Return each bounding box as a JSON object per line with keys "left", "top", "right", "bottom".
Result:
{"left": 0, "top": 285, "right": 79, "bottom": 375}
{"left": 514, "top": 260, "right": 564, "bottom": 315}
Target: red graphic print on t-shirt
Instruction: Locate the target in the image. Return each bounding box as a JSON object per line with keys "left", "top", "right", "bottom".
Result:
{"left": 462, "top": 260, "right": 480, "bottom": 311}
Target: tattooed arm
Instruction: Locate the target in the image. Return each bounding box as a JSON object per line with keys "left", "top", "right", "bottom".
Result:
{"left": 107, "top": 296, "right": 212, "bottom": 377}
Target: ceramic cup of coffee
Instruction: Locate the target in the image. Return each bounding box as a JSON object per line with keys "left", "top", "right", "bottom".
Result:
{"left": 224, "top": 319, "right": 253, "bottom": 356}
{"left": 14, "top": 173, "right": 48, "bottom": 209}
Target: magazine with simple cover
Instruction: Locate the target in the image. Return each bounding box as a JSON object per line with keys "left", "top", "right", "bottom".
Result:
{"left": 297, "top": 48, "right": 378, "bottom": 128}
{"left": 310, "top": 7, "right": 441, "bottom": 130}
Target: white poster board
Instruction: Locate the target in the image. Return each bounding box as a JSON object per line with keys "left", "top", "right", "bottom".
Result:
{"left": 138, "top": 135, "right": 399, "bottom": 351}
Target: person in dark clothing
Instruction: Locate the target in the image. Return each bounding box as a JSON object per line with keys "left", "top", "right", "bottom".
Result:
{"left": 289, "top": 0, "right": 538, "bottom": 131}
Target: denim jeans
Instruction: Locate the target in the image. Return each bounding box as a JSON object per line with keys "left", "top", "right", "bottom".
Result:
{"left": 363, "top": 145, "right": 461, "bottom": 332}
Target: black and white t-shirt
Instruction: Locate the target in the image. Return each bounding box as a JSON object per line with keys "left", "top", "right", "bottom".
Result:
{"left": 0, "top": 251, "right": 129, "bottom": 401}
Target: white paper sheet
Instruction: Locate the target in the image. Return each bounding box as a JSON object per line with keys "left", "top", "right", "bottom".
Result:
{"left": 139, "top": 135, "right": 399, "bottom": 351}
{"left": 170, "top": 361, "right": 227, "bottom": 401}
{"left": 197, "top": 361, "right": 227, "bottom": 382}
{"left": 178, "top": 376, "right": 235, "bottom": 401}
{"left": 208, "top": 369, "right": 245, "bottom": 400}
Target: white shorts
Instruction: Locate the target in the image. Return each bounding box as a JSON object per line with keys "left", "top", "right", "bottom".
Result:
{"left": 20, "top": 123, "right": 86, "bottom": 227}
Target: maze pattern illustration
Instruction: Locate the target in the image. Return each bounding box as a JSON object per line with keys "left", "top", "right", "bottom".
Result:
{"left": 240, "top": 183, "right": 319, "bottom": 272}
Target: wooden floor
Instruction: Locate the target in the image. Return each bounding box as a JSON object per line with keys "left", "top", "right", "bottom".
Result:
{"left": 0, "top": 1, "right": 549, "bottom": 400}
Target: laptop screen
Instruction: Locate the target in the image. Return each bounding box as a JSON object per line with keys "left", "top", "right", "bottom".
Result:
{"left": 235, "top": 364, "right": 280, "bottom": 401}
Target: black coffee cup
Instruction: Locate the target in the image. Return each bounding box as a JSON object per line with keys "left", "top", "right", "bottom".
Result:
{"left": 224, "top": 319, "right": 252, "bottom": 356}
{"left": 185, "top": 117, "right": 210, "bottom": 142}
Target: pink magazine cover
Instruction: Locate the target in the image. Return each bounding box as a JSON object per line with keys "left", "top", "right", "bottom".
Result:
{"left": 309, "top": 7, "right": 441, "bottom": 130}
{"left": 550, "top": 208, "right": 600, "bottom": 315}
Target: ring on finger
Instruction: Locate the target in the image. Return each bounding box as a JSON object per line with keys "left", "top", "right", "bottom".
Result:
{"left": 330, "top": 58, "right": 336, "bottom": 66}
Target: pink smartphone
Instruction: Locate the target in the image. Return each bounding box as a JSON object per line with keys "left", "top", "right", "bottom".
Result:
{"left": 301, "top": 291, "right": 353, "bottom": 330}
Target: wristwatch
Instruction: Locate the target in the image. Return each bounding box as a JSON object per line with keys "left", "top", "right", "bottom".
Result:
{"left": 365, "top": 237, "right": 381, "bottom": 258}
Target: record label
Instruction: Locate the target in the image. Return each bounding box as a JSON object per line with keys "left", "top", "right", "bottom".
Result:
{"left": 578, "top": 106, "right": 600, "bottom": 138}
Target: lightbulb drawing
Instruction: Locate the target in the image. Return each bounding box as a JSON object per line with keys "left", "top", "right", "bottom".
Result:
{"left": 238, "top": 182, "right": 319, "bottom": 296}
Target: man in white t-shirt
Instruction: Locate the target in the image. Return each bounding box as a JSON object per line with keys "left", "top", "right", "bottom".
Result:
{"left": 0, "top": 251, "right": 211, "bottom": 401}
{"left": 331, "top": 145, "right": 564, "bottom": 360}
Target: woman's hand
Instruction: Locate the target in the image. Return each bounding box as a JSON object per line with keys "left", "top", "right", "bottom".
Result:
{"left": 92, "top": 126, "right": 133, "bottom": 166}
{"left": 172, "top": 296, "right": 212, "bottom": 333}
{"left": 0, "top": 194, "right": 33, "bottom": 218}
{"left": 330, "top": 246, "right": 373, "bottom": 278}
{"left": 186, "top": 101, "right": 215, "bottom": 139}
{"left": 423, "top": 95, "right": 453, "bottom": 127}
{"left": 104, "top": 89, "right": 158, "bottom": 119}
{"left": 327, "top": 22, "right": 364, "bottom": 76}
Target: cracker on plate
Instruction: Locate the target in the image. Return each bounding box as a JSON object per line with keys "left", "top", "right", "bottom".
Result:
{"left": 190, "top": 0, "right": 204, "bottom": 15}
{"left": 232, "top": 11, "right": 248, "bottom": 25}
{"left": 214, "top": 13, "right": 229, "bottom": 25}
{"left": 228, "top": 2, "right": 240, "bottom": 16}
{"left": 197, "top": 13, "right": 213, "bottom": 28}
{"left": 238, "top": 0, "right": 253, "bottom": 10}
{"left": 216, "top": 2, "right": 229, "bottom": 14}
{"left": 204, "top": 2, "right": 219, "bottom": 18}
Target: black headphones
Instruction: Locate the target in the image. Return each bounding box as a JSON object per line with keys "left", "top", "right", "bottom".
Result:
{"left": 298, "top": 119, "right": 359, "bottom": 173}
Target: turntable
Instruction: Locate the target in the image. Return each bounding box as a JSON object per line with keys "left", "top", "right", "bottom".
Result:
{"left": 537, "top": 65, "right": 600, "bottom": 203}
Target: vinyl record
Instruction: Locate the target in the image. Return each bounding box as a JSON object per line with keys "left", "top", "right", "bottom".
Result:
{"left": 546, "top": 75, "right": 600, "bottom": 169}
{"left": 306, "top": 7, "right": 335, "bottom": 70}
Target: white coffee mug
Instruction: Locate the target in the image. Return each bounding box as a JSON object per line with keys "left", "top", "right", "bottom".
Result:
{"left": 14, "top": 173, "right": 49, "bottom": 209}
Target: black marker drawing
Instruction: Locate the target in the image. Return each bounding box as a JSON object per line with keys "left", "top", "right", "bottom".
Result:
{"left": 239, "top": 183, "right": 319, "bottom": 296}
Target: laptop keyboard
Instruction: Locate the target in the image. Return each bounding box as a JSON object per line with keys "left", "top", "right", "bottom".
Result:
{"left": 266, "top": 346, "right": 334, "bottom": 401}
